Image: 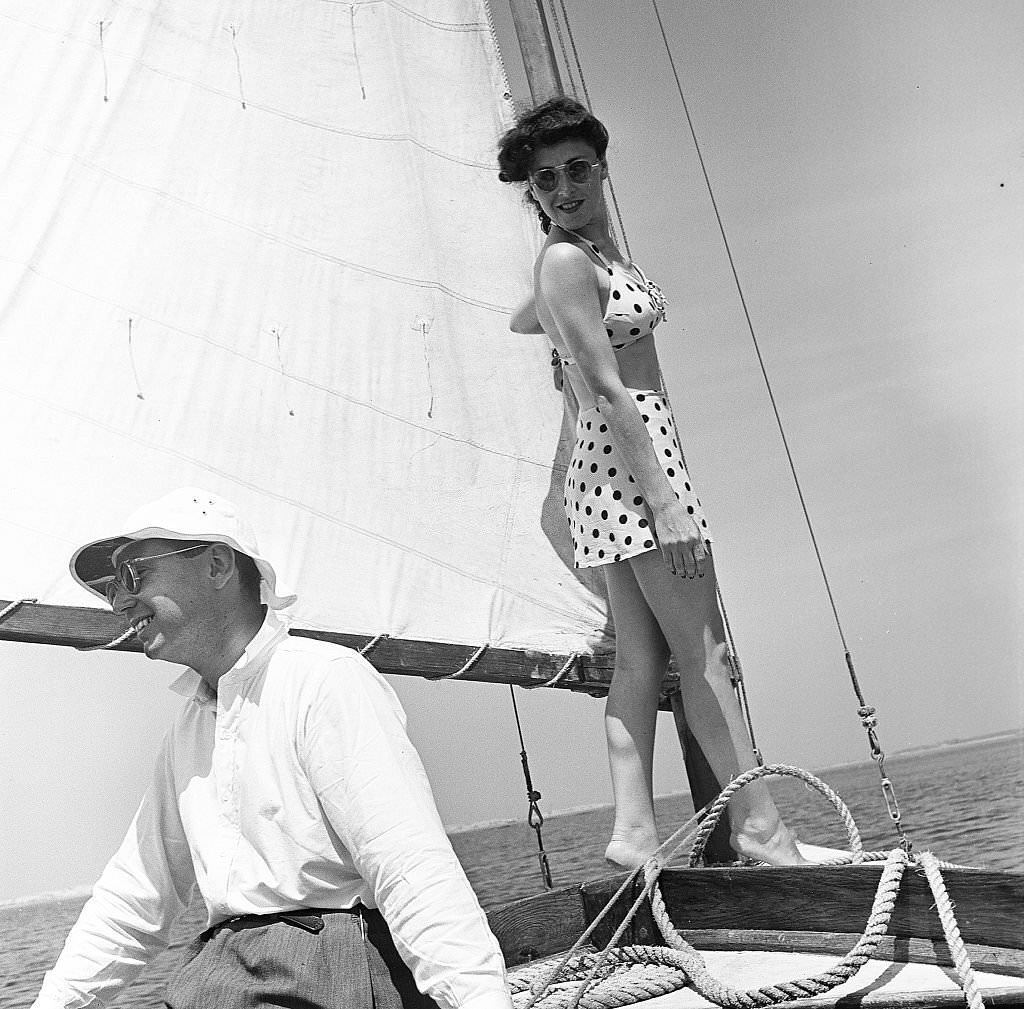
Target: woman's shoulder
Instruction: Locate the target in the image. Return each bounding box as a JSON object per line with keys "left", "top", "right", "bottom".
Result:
{"left": 536, "top": 237, "right": 601, "bottom": 285}
{"left": 539, "top": 233, "right": 589, "bottom": 259}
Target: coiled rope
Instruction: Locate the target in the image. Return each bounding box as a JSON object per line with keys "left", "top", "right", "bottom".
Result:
{"left": 508, "top": 764, "right": 986, "bottom": 1009}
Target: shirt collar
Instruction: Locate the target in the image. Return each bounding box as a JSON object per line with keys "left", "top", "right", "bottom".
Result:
{"left": 169, "top": 608, "right": 290, "bottom": 707}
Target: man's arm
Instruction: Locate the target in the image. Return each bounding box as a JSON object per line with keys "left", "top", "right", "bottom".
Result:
{"left": 32, "top": 734, "right": 196, "bottom": 1009}
{"left": 302, "top": 654, "right": 512, "bottom": 1009}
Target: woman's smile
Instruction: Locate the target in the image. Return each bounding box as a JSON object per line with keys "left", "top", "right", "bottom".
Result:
{"left": 528, "top": 138, "right": 605, "bottom": 231}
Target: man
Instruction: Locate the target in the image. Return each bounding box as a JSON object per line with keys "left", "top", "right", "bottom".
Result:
{"left": 33, "top": 488, "right": 512, "bottom": 1009}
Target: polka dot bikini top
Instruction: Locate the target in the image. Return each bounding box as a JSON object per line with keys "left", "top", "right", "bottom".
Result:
{"left": 557, "top": 236, "right": 668, "bottom": 367}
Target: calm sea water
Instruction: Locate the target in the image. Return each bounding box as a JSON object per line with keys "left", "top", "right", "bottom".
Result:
{"left": 2, "top": 734, "right": 1020, "bottom": 1008}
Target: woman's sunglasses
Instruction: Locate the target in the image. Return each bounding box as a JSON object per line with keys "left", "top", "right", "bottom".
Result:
{"left": 529, "top": 159, "right": 602, "bottom": 193}
{"left": 97, "top": 544, "right": 207, "bottom": 603}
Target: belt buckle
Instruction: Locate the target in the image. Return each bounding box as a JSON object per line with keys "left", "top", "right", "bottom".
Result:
{"left": 279, "top": 912, "right": 325, "bottom": 934}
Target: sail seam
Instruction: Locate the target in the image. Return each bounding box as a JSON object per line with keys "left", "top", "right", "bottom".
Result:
{"left": 2, "top": 5, "right": 489, "bottom": 36}
{"left": 0, "top": 151, "right": 511, "bottom": 315}
{"left": 2, "top": 15, "right": 495, "bottom": 169}
{"left": 1, "top": 253, "right": 533, "bottom": 456}
{"left": 322, "top": 1, "right": 488, "bottom": 32}
{"left": 0, "top": 368, "right": 566, "bottom": 475}
{"left": 0, "top": 391, "right": 588, "bottom": 622}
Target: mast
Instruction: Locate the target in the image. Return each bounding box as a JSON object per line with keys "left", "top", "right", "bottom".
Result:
{"left": 502, "top": 0, "right": 734, "bottom": 864}
{"left": 507, "top": 0, "right": 563, "bottom": 104}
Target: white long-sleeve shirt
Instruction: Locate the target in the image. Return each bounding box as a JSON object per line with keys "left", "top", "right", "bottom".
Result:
{"left": 33, "top": 612, "right": 511, "bottom": 1009}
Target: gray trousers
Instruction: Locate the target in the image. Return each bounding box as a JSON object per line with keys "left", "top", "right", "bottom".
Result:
{"left": 165, "top": 907, "right": 439, "bottom": 1009}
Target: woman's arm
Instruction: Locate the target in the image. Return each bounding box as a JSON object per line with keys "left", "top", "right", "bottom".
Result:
{"left": 509, "top": 293, "right": 545, "bottom": 334}
{"left": 539, "top": 245, "right": 706, "bottom": 577}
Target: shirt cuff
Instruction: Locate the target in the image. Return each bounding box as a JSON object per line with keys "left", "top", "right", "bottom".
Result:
{"left": 455, "top": 990, "right": 514, "bottom": 1009}
{"left": 31, "top": 992, "right": 88, "bottom": 1009}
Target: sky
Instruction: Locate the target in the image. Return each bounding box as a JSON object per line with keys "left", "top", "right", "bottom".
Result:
{"left": 1, "top": 1, "right": 1022, "bottom": 904}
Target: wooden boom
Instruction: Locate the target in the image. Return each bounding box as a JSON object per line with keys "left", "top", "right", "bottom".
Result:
{"left": 0, "top": 598, "right": 635, "bottom": 696}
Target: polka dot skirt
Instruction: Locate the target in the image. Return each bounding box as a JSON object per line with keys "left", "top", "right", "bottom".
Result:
{"left": 563, "top": 389, "right": 711, "bottom": 568}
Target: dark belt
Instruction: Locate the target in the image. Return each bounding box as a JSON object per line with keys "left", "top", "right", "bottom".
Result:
{"left": 206, "top": 905, "right": 365, "bottom": 939}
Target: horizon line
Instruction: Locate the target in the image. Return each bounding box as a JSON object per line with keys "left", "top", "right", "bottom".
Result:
{"left": 449, "top": 727, "right": 1023, "bottom": 834}
{"left": 4, "top": 728, "right": 1020, "bottom": 907}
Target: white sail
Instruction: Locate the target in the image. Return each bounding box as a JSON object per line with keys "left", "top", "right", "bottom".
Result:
{"left": 0, "top": 0, "right": 608, "bottom": 652}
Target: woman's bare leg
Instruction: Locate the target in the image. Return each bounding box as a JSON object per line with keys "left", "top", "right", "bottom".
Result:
{"left": 602, "top": 560, "right": 671, "bottom": 869}
{"left": 627, "top": 549, "right": 807, "bottom": 866}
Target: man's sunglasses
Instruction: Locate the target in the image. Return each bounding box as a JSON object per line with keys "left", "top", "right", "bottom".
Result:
{"left": 96, "top": 544, "right": 207, "bottom": 603}
{"left": 529, "top": 159, "right": 602, "bottom": 193}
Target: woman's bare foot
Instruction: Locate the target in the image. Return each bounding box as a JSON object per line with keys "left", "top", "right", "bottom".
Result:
{"left": 730, "top": 819, "right": 810, "bottom": 866}
{"left": 605, "top": 828, "right": 659, "bottom": 870}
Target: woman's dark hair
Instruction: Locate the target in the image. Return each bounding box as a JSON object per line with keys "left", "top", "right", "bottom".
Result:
{"left": 497, "top": 96, "right": 609, "bottom": 233}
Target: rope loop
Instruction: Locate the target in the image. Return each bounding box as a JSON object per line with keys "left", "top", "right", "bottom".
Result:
{"left": 523, "top": 651, "right": 582, "bottom": 690}
{"left": 358, "top": 632, "right": 388, "bottom": 656}
{"left": 0, "top": 598, "right": 37, "bottom": 623}
{"left": 686, "top": 764, "right": 864, "bottom": 868}
{"left": 2, "top": 593, "right": 138, "bottom": 653}
{"left": 648, "top": 847, "right": 911, "bottom": 1007}
{"left": 429, "top": 643, "right": 489, "bottom": 680}
{"left": 75, "top": 623, "right": 139, "bottom": 652}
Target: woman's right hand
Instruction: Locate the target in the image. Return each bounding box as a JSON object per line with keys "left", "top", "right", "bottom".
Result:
{"left": 652, "top": 500, "right": 707, "bottom": 579}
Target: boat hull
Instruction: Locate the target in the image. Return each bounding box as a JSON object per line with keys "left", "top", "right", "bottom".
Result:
{"left": 489, "top": 865, "right": 1024, "bottom": 1007}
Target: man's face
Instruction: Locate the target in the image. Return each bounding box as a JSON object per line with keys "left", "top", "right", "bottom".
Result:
{"left": 109, "top": 538, "right": 212, "bottom": 667}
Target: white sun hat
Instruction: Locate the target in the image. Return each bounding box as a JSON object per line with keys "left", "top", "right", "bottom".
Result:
{"left": 70, "top": 487, "right": 297, "bottom": 609}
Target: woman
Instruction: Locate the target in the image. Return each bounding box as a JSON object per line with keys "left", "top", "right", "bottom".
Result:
{"left": 498, "top": 97, "right": 806, "bottom": 869}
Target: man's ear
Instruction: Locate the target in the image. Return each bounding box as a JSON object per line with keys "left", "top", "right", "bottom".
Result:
{"left": 207, "top": 542, "right": 236, "bottom": 590}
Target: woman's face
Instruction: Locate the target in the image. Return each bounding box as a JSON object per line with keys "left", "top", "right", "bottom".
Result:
{"left": 528, "top": 138, "right": 606, "bottom": 232}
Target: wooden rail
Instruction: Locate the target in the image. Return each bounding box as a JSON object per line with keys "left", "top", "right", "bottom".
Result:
{"left": 489, "top": 866, "right": 1024, "bottom": 977}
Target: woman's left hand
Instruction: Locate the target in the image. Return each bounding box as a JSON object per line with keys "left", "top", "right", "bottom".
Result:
{"left": 652, "top": 501, "right": 707, "bottom": 579}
